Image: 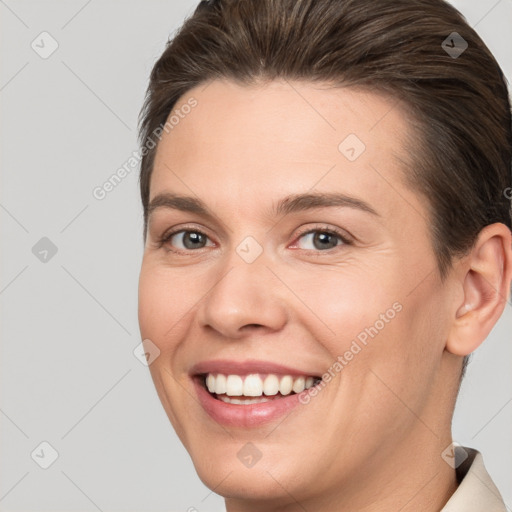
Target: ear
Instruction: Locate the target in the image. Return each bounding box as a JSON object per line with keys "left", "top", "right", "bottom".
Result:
{"left": 446, "top": 223, "right": 512, "bottom": 356}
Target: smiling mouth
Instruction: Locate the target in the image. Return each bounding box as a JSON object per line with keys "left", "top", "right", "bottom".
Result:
{"left": 199, "top": 372, "right": 322, "bottom": 404}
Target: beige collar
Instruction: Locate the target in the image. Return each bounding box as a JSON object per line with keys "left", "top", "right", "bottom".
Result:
{"left": 441, "top": 447, "right": 507, "bottom": 511}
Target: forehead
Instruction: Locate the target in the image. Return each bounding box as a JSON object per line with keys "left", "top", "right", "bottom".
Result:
{"left": 150, "top": 79, "right": 422, "bottom": 220}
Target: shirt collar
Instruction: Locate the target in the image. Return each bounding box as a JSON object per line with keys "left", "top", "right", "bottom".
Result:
{"left": 441, "top": 447, "right": 507, "bottom": 511}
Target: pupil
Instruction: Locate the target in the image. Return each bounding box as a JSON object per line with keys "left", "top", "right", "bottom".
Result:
{"left": 314, "top": 232, "right": 337, "bottom": 250}
{"left": 184, "top": 232, "right": 205, "bottom": 249}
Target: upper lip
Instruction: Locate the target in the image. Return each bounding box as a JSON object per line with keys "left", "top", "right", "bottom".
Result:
{"left": 190, "top": 359, "right": 321, "bottom": 377}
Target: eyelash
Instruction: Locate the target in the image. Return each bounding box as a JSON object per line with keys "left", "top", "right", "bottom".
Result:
{"left": 157, "top": 224, "right": 353, "bottom": 255}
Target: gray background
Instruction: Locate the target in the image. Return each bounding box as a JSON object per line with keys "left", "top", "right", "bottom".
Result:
{"left": 0, "top": 1, "right": 510, "bottom": 511}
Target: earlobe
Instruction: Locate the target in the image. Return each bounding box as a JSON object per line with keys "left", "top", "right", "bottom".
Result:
{"left": 446, "top": 223, "right": 512, "bottom": 356}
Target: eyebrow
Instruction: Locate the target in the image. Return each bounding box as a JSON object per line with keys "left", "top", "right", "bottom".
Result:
{"left": 147, "top": 191, "right": 379, "bottom": 220}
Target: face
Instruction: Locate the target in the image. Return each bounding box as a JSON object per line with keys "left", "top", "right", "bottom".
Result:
{"left": 138, "top": 80, "right": 457, "bottom": 507}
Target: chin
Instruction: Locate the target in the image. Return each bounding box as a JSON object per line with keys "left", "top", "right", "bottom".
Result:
{"left": 185, "top": 436, "right": 324, "bottom": 505}
{"left": 194, "top": 461, "right": 301, "bottom": 503}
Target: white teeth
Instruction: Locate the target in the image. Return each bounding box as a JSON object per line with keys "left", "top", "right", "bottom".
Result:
{"left": 279, "top": 375, "right": 293, "bottom": 395}
{"left": 263, "top": 374, "right": 280, "bottom": 396}
{"left": 215, "top": 374, "right": 226, "bottom": 394}
{"left": 226, "top": 375, "right": 244, "bottom": 396}
{"left": 205, "top": 373, "right": 318, "bottom": 398}
{"left": 218, "top": 396, "right": 274, "bottom": 405}
{"left": 292, "top": 376, "right": 306, "bottom": 393}
{"left": 243, "top": 374, "right": 263, "bottom": 397}
{"left": 206, "top": 374, "right": 215, "bottom": 393}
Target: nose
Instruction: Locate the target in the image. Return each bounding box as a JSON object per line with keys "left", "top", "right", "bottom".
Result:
{"left": 197, "top": 256, "right": 288, "bottom": 339}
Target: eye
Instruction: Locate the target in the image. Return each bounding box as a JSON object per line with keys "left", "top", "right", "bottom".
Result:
{"left": 157, "top": 225, "right": 351, "bottom": 254}
{"left": 161, "top": 229, "right": 214, "bottom": 252}
{"left": 292, "top": 227, "right": 350, "bottom": 251}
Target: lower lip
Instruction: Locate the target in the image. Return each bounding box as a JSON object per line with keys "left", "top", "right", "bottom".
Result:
{"left": 193, "top": 377, "right": 307, "bottom": 428}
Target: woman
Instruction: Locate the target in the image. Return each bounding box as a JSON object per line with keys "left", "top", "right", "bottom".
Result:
{"left": 137, "top": 0, "right": 511, "bottom": 509}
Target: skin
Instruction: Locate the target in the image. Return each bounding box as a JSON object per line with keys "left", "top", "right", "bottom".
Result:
{"left": 138, "top": 79, "right": 512, "bottom": 511}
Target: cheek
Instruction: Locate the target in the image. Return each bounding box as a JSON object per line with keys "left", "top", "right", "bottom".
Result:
{"left": 294, "top": 260, "right": 445, "bottom": 395}
{"left": 137, "top": 263, "right": 188, "bottom": 348}
{"left": 350, "top": 278, "right": 451, "bottom": 423}
{"left": 138, "top": 264, "right": 162, "bottom": 339}
{"left": 282, "top": 262, "right": 400, "bottom": 348}
{"left": 138, "top": 263, "right": 196, "bottom": 440}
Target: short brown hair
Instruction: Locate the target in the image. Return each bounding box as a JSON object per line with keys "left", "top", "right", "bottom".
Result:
{"left": 138, "top": 0, "right": 512, "bottom": 373}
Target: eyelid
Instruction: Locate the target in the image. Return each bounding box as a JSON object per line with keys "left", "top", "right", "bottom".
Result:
{"left": 157, "top": 224, "right": 214, "bottom": 250}
{"left": 288, "top": 224, "right": 353, "bottom": 250}
{"left": 296, "top": 224, "right": 352, "bottom": 241}
{"left": 160, "top": 223, "right": 211, "bottom": 240}
{"left": 157, "top": 222, "right": 354, "bottom": 256}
